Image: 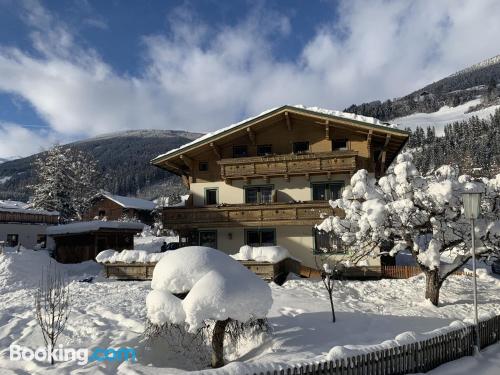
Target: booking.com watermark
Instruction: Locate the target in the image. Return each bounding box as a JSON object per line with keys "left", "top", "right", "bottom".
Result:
{"left": 9, "top": 344, "right": 137, "bottom": 365}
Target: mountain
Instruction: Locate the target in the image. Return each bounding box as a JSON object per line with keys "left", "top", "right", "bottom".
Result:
{"left": 344, "top": 54, "right": 500, "bottom": 177}
{"left": 344, "top": 54, "right": 500, "bottom": 128}
{"left": 0, "top": 129, "right": 202, "bottom": 201}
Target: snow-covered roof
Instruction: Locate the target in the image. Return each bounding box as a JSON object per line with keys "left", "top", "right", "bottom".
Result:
{"left": 97, "top": 192, "right": 156, "bottom": 211}
{"left": 152, "top": 105, "right": 405, "bottom": 163}
{"left": 0, "top": 200, "right": 59, "bottom": 216}
{"left": 46, "top": 221, "right": 145, "bottom": 236}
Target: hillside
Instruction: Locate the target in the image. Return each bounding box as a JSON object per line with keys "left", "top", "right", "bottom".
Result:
{"left": 0, "top": 129, "right": 202, "bottom": 201}
{"left": 345, "top": 54, "right": 500, "bottom": 122}
{"left": 345, "top": 54, "right": 500, "bottom": 176}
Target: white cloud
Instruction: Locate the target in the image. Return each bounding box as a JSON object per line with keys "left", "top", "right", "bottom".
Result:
{"left": 0, "top": 122, "right": 59, "bottom": 158}
{"left": 0, "top": 0, "right": 500, "bottom": 156}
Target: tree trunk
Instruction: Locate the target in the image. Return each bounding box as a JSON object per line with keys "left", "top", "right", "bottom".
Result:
{"left": 424, "top": 269, "right": 441, "bottom": 306}
{"left": 211, "top": 319, "right": 229, "bottom": 368}
{"left": 328, "top": 292, "right": 336, "bottom": 323}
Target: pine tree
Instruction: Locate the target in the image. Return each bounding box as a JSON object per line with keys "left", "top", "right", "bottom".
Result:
{"left": 30, "top": 146, "right": 102, "bottom": 220}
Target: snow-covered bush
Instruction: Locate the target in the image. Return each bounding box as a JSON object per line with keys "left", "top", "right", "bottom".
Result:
{"left": 318, "top": 153, "right": 500, "bottom": 306}
{"left": 145, "top": 246, "right": 273, "bottom": 368}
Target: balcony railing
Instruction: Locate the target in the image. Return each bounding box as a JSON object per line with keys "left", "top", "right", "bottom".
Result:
{"left": 163, "top": 201, "right": 342, "bottom": 229}
{"left": 218, "top": 151, "right": 358, "bottom": 181}
{"left": 0, "top": 211, "right": 59, "bottom": 224}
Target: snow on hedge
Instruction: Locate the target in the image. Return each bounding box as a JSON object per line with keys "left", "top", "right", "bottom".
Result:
{"left": 147, "top": 246, "right": 273, "bottom": 331}
{"left": 231, "top": 245, "right": 290, "bottom": 263}
{"left": 95, "top": 249, "right": 165, "bottom": 263}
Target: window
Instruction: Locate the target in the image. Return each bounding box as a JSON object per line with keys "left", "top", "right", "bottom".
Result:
{"left": 332, "top": 139, "right": 348, "bottom": 151}
{"left": 293, "top": 141, "right": 309, "bottom": 153}
{"left": 245, "top": 229, "right": 276, "bottom": 246}
{"left": 199, "top": 230, "right": 217, "bottom": 248}
{"left": 245, "top": 185, "right": 273, "bottom": 204}
{"left": 205, "top": 188, "right": 218, "bottom": 205}
{"left": 98, "top": 210, "right": 106, "bottom": 219}
{"left": 199, "top": 161, "right": 209, "bottom": 172}
{"left": 6, "top": 234, "right": 19, "bottom": 247}
{"left": 233, "top": 145, "right": 248, "bottom": 158}
{"left": 257, "top": 144, "right": 273, "bottom": 156}
{"left": 313, "top": 228, "right": 344, "bottom": 254}
{"left": 36, "top": 234, "right": 47, "bottom": 249}
{"left": 312, "top": 182, "right": 344, "bottom": 201}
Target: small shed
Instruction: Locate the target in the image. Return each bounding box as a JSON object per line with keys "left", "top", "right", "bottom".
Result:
{"left": 83, "top": 191, "right": 156, "bottom": 224}
{"left": 47, "top": 221, "right": 144, "bottom": 263}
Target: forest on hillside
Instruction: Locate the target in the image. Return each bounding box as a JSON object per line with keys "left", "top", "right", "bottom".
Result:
{"left": 404, "top": 108, "right": 500, "bottom": 177}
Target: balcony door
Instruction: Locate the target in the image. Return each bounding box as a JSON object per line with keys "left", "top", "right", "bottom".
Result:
{"left": 245, "top": 185, "right": 273, "bottom": 204}
{"left": 245, "top": 228, "right": 276, "bottom": 247}
{"left": 312, "top": 182, "right": 344, "bottom": 201}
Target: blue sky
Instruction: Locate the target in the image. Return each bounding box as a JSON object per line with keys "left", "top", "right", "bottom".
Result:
{"left": 0, "top": 0, "right": 500, "bottom": 158}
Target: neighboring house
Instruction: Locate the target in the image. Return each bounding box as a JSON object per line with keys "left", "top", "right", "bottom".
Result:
{"left": 151, "top": 105, "right": 409, "bottom": 267}
{"left": 47, "top": 221, "right": 144, "bottom": 263}
{"left": 83, "top": 191, "right": 156, "bottom": 224}
{"left": 0, "top": 200, "right": 59, "bottom": 249}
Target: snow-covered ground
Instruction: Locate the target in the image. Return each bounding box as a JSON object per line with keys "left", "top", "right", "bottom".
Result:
{"left": 425, "top": 342, "right": 500, "bottom": 375}
{"left": 1, "top": 248, "right": 499, "bottom": 374}
{"left": 393, "top": 99, "right": 500, "bottom": 135}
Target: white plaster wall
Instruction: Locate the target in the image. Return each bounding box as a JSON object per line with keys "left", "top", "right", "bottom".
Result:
{"left": 190, "top": 174, "right": 350, "bottom": 206}
{"left": 0, "top": 223, "right": 55, "bottom": 249}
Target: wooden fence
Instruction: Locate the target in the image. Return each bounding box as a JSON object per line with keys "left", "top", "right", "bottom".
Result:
{"left": 381, "top": 265, "right": 463, "bottom": 279}
{"left": 299, "top": 265, "right": 464, "bottom": 280}
{"left": 247, "top": 315, "right": 500, "bottom": 375}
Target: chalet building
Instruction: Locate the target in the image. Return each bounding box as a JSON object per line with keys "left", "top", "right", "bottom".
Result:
{"left": 83, "top": 191, "right": 156, "bottom": 225}
{"left": 151, "top": 105, "right": 409, "bottom": 267}
{"left": 0, "top": 200, "right": 59, "bottom": 249}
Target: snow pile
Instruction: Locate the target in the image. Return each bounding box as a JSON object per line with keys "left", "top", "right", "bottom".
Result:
{"left": 231, "top": 245, "right": 290, "bottom": 263}
{"left": 0, "top": 247, "right": 101, "bottom": 292}
{"left": 327, "top": 320, "right": 470, "bottom": 360}
{"left": 134, "top": 234, "right": 179, "bottom": 253}
{"left": 147, "top": 246, "right": 273, "bottom": 331}
{"left": 95, "top": 249, "right": 165, "bottom": 263}
{"left": 46, "top": 220, "right": 145, "bottom": 235}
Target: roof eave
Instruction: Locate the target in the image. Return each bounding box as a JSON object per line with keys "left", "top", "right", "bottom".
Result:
{"left": 151, "top": 105, "right": 410, "bottom": 167}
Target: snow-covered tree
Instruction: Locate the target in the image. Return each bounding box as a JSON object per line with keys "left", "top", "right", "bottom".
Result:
{"left": 30, "top": 146, "right": 102, "bottom": 220}
{"left": 146, "top": 247, "right": 272, "bottom": 368}
{"left": 319, "top": 153, "right": 500, "bottom": 306}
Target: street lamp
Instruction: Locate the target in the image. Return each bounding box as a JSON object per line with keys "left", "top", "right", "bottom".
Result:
{"left": 462, "top": 191, "right": 482, "bottom": 352}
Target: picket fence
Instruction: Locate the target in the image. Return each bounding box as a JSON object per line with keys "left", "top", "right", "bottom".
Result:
{"left": 248, "top": 315, "right": 500, "bottom": 375}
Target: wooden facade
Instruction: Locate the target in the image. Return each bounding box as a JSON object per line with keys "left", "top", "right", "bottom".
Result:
{"left": 51, "top": 229, "right": 138, "bottom": 264}
{"left": 153, "top": 107, "right": 409, "bottom": 184}
{"left": 218, "top": 151, "right": 358, "bottom": 183}
{"left": 0, "top": 211, "right": 58, "bottom": 224}
{"left": 83, "top": 196, "right": 153, "bottom": 225}
{"left": 163, "top": 201, "right": 341, "bottom": 230}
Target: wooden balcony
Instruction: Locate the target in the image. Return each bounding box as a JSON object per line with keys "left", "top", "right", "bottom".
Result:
{"left": 218, "top": 151, "right": 358, "bottom": 181}
{"left": 163, "top": 201, "right": 342, "bottom": 229}
{"left": 0, "top": 211, "right": 59, "bottom": 224}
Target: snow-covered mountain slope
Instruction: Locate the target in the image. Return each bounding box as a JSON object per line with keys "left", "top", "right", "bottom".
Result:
{"left": 0, "top": 129, "right": 202, "bottom": 201}
{"left": 450, "top": 54, "right": 500, "bottom": 77}
{"left": 393, "top": 99, "right": 500, "bottom": 135}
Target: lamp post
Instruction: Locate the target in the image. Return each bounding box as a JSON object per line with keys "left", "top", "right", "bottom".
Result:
{"left": 462, "top": 191, "right": 482, "bottom": 352}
